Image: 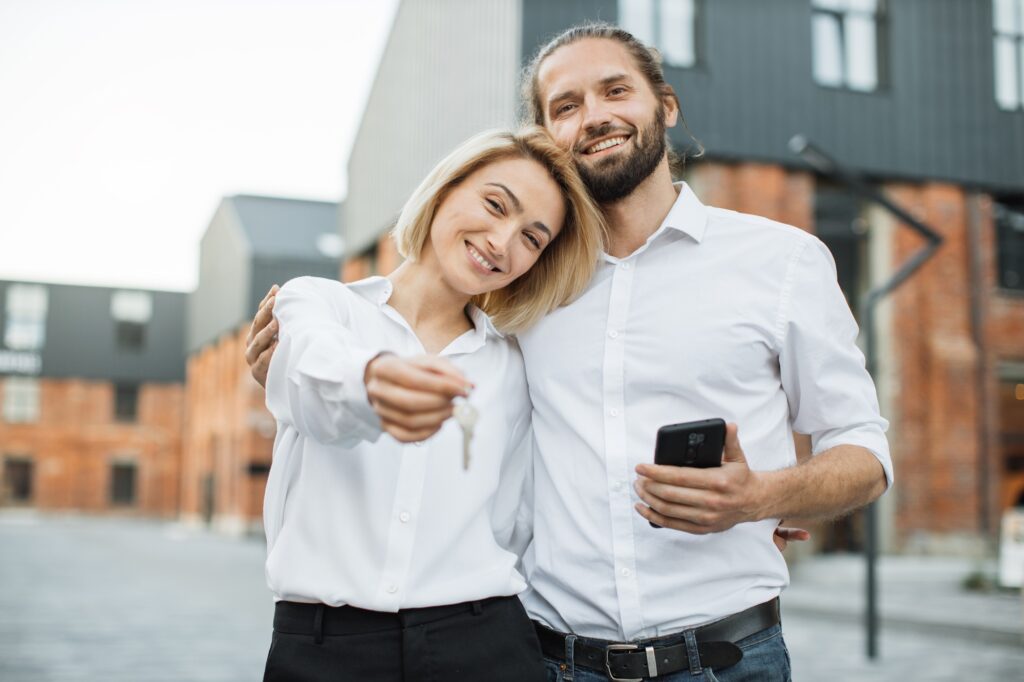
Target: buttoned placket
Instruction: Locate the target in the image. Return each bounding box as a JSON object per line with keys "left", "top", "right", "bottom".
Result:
{"left": 373, "top": 291, "right": 486, "bottom": 609}
{"left": 602, "top": 257, "right": 645, "bottom": 638}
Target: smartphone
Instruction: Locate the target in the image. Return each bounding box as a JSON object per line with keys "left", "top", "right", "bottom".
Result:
{"left": 648, "top": 418, "right": 726, "bottom": 528}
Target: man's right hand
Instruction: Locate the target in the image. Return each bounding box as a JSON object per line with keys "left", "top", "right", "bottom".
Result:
{"left": 364, "top": 354, "right": 472, "bottom": 443}
{"left": 245, "top": 285, "right": 279, "bottom": 388}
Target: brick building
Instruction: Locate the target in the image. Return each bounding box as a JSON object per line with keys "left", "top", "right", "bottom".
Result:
{"left": 0, "top": 281, "right": 186, "bottom": 516}
{"left": 180, "top": 195, "right": 342, "bottom": 534}
{"left": 338, "top": 0, "right": 1024, "bottom": 553}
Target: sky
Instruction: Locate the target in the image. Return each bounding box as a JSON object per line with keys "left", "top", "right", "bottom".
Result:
{"left": 0, "top": 0, "right": 398, "bottom": 292}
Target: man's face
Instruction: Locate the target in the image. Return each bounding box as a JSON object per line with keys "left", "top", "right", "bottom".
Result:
{"left": 537, "top": 38, "right": 678, "bottom": 203}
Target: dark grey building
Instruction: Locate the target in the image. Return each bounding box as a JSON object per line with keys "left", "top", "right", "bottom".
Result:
{"left": 188, "top": 195, "right": 343, "bottom": 351}
{"left": 0, "top": 280, "right": 186, "bottom": 383}
{"left": 344, "top": 0, "right": 1024, "bottom": 254}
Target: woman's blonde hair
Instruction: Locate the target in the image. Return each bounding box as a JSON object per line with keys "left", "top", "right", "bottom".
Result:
{"left": 391, "top": 126, "right": 606, "bottom": 333}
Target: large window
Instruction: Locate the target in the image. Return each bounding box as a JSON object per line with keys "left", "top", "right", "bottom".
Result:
{"left": 619, "top": 0, "right": 699, "bottom": 68}
{"left": 2, "top": 377, "right": 40, "bottom": 423}
{"left": 995, "top": 0, "right": 1024, "bottom": 110}
{"left": 4, "top": 284, "right": 48, "bottom": 351}
{"left": 812, "top": 0, "right": 885, "bottom": 92}
{"left": 111, "top": 290, "right": 152, "bottom": 351}
{"left": 110, "top": 459, "right": 138, "bottom": 506}
{"left": 995, "top": 199, "right": 1024, "bottom": 291}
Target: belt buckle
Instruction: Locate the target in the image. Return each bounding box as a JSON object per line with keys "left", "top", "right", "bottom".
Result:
{"left": 605, "top": 643, "right": 642, "bottom": 682}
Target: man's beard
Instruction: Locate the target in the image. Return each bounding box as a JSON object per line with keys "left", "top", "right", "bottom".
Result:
{"left": 574, "top": 109, "right": 666, "bottom": 204}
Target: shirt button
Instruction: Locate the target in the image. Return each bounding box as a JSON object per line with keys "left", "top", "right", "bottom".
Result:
{"left": 613, "top": 480, "right": 624, "bottom": 492}
{"left": 399, "top": 511, "right": 411, "bottom": 523}
{"left": 620, "top": 262, "right": 630, "bottom": 270}
{"left": 415, "top": 441, "right": 424, "bottom": 447}
{"left": 387, "top": 584, "right": 398, "bottom": 594}
{"left": 620, "top": 567, "right": 632, "bottom": 578}
{"left": 609, "top": 408, "right": 619, "bottom": 417}
{"left": 608, "top": 330, "right": 618, "bottom": 339}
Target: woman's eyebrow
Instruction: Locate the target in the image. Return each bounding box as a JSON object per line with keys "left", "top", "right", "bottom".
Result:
{"left": 485, "top": 182, "right": 522, "bottom": 212}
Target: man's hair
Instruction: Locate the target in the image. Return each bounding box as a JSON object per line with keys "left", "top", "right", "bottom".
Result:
{"left": 391, "top": 126, "right": 607, "bottom": 333}
{"left": 520, "top": 22, "right": 702, "bottom": 169}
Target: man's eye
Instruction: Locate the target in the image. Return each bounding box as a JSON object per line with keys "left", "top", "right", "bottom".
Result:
{"left": 555, "top": 103, "right": 575, "bottom": 116}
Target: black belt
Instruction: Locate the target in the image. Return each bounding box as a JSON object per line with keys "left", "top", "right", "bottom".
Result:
{"left": 535, "top": 598, "right": 780, "bottom": 681}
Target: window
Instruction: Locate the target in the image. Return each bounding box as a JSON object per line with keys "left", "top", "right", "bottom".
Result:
{"left": 2, "top": 456, "right": 33, "bottom": 502}
{"left": 2, "top": 377, "right": 40, "bottom": 423}
{"left": 812, "top": 0, "right": 885, "bottom": 92}
{"left": 111, "top": 290, "right": 152, "bottom": 351}
{"left": 110, "top": 460, "right": 137, "bottom": 506}
{"left": 4, "top": 284, "right": 48, "bottom": 351}
{"left": 114, "top": 383, "right": 139, "bottom": 422}
{"left": 995, "top": 0, "right": 1024, "bottom": 110}
{"left": 995, "top": 199, "right": 1024, "bottom": 291}
{"left": 619, "top": 0, "right": 699, "bottom": 68}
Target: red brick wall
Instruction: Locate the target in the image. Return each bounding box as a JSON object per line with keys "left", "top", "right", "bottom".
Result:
{"left": 180, "top": 328, "right": 273, "bottom": 532}
{"left": 0, "top": 379, "right": 183, "bottom": 516}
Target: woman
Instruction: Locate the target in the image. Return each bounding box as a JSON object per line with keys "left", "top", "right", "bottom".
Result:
{"left": 261, "top": 127, "right": 605, "bottom": 681}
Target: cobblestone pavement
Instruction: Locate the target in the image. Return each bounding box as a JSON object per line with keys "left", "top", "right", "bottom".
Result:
{"left": 2, "top": 512, "right": 1023, "bottom": 681}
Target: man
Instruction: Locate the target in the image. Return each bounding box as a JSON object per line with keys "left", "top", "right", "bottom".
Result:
{"left": 246, "top": 23, "right": 890, "bottom": 681}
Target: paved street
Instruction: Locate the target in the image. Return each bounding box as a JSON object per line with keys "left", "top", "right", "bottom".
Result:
{"left": 2, "top": 512, "right": 1023, "bottom": 681}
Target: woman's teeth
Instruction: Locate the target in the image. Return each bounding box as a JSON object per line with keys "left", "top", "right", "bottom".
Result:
{"left": 468, "top": 244, "right": 497, "bottom": 271}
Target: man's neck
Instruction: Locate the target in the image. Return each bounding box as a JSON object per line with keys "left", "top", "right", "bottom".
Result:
{"left": 600, "top": 159, "right": 680, "bottom": 259}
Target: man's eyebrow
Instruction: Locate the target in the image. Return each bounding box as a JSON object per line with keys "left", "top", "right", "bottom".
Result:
{"left": 598, "top": 73, "right": 631, "bottom": 88}
{"left": 485, "top": 182, "right": 522, "bottom": 212}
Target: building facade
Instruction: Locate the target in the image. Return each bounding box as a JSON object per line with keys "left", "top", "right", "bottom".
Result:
{"left": 339, "top": 0, "right": 1024, "bottom": 553}
{"left": 180, "top": 195, "right": 342, "bottom": 534}
{"left": 0, "top": 281, "right": 186, "bottom": 516}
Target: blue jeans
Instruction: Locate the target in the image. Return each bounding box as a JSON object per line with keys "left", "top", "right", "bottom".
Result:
{"left": 543, "top": 624, "right": 791, "bottom": 682}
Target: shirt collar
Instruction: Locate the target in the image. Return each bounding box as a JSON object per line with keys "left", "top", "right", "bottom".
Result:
{"left": 347, "top": 275, "right": 393, "bottom": 307}
{"left": 347, "top": 275, "right": 503, "bottom": 344}
{"left": 662, "top": 181, "right": 709, "bottom": 243}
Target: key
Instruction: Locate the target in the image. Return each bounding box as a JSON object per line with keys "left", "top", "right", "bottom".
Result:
{"left": 453, "top": 401, "right": 478, "bottom": 471}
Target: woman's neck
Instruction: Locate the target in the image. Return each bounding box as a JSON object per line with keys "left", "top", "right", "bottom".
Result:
{"left": 386, "top": 258, "right": 474, "bottom": 354}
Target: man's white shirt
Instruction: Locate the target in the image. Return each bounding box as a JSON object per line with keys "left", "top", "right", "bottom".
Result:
{"left": 263, "top": 276, "right": 533, "bottom": 612}
{"left": 517, "top": 182, "right": 892, "bottom": 641}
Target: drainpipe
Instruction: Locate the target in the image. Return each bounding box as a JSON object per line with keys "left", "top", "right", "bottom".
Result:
{"left": 789, "top": 135, "right": 944, "bottom": 660}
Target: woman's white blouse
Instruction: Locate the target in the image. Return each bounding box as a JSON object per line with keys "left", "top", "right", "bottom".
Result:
{"left": 263, "top": 276, "right": 533, "bottom": 611}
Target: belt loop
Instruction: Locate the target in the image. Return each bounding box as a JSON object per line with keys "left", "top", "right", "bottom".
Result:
{"left": 562, "top": 634, "right": 577, "bottom": 681}
{"left": 683, "top": 629, "right": 702, "bottom": 676}
{"left": 471, "top": 600, "right": 483, "bottom": 616}
{"left": 313, "top": 604, "right": 325, "bottom": 645}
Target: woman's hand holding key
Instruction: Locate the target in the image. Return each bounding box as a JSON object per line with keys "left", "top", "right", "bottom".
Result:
{"left": 364, "top": 353, "right": 473, "bottom": 443}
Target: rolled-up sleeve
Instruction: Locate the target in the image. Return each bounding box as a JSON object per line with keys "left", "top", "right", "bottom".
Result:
{"left": 777, "top": 238, "right": 894, "bottom": 488}
{"left": 265, "top": 277, "right": 383, "bottom": 447}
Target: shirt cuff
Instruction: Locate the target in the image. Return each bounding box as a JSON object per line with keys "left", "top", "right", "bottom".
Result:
{"left": 813, "top": 425, "right": 894, "bottom": 490}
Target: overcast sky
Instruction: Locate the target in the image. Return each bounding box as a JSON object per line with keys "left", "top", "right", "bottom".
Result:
{"left": 0, "top": 0, "right": 397, "bottom": 292}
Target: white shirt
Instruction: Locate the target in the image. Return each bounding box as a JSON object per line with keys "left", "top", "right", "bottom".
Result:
{"left": 518, "top": 183, "right": 893, "bottom": 640}
{"left": 263, "top": 276, "right": 532, "bottom": 611}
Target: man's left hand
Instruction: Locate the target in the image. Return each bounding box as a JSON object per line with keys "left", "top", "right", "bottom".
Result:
{"left": 633, "top": 423, "right": 768, "bottom": 534}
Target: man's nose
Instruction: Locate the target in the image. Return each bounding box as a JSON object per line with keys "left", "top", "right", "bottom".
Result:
{"left": 581, "top": 95, "right": 612, "bottom": 133}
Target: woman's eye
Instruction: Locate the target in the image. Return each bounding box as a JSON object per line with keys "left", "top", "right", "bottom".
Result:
{"left": 486, "top": 198, "right": 504, "bottom": 215}
{"left": 526, "top": 233, "right": 540, "bottom": 248}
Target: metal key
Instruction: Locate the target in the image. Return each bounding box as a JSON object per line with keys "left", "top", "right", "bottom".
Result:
{"left": 453, "top": 401, "right": 478, "bottom": 470}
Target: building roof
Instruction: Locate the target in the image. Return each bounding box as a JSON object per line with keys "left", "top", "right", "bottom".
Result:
{"left": 228, "top": 195, "right": 342, "bottom": 261}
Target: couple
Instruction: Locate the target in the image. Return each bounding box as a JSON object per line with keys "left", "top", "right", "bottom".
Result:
{"left": 249, "top": 23, "right": 892, "bottom": 682}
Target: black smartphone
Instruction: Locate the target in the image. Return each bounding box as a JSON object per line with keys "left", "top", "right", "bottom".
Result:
{"left": 648, "top": 418, "right": 726, "bottom": 528}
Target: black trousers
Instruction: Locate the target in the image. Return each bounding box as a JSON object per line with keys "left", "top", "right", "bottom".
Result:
{"left": 263, "top": 595, "right": 546, "bottom": 682}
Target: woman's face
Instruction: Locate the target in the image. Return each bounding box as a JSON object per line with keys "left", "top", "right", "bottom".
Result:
{"left": 423, "top": 157, "right": 566, "bottom": 297}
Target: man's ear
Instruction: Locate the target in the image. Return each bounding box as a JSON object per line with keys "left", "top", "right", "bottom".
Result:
{"left": 662, "top": 86, "right": 680, "bottom": 128}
